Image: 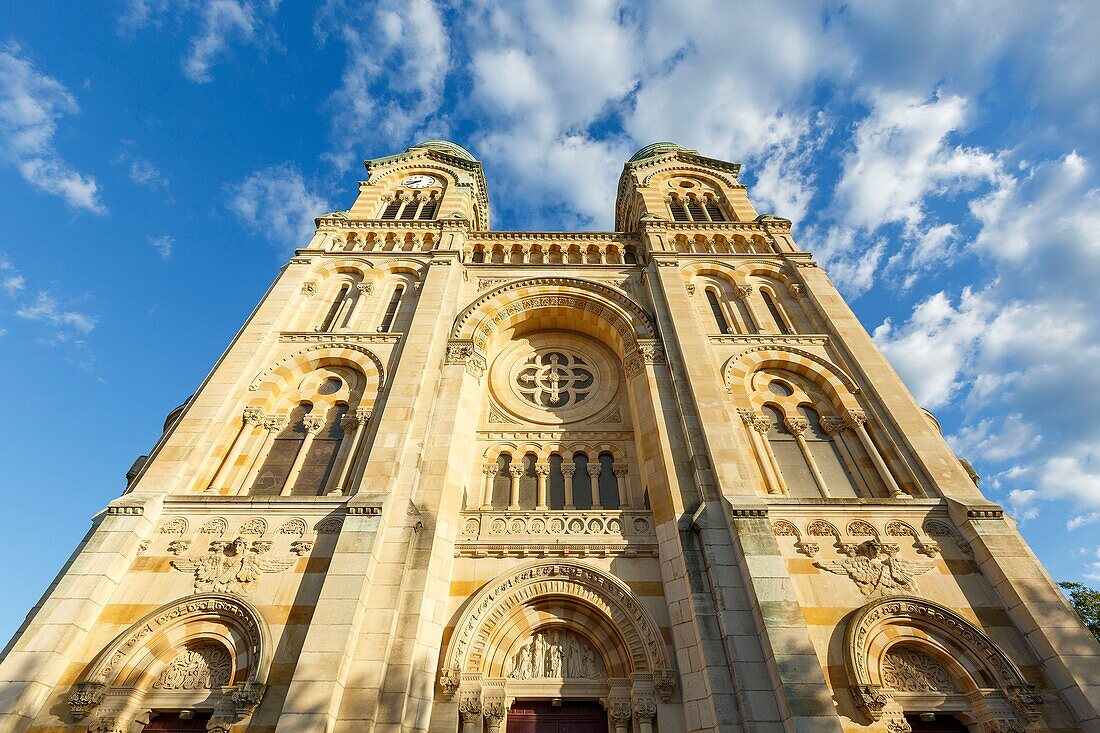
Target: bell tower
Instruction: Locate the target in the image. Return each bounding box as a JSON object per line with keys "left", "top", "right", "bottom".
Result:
{"left": 347, "top": 139, "right": 491, "bottom": 229}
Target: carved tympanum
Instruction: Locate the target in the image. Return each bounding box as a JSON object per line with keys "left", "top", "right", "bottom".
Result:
{"left": 881, "top": 648, "right": 960, "bottom": 693}
{"left": 152, "top": 645, "right": 233, "bottom": 690}
{"left": 507, "top": 629, "right": 605, "bottom": 680}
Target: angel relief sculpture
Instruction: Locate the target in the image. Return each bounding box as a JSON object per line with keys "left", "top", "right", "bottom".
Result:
{"left": 813, "top": 539, "right": 934, "bottom": 596}
{"left": 171, "top": 537, "right": 295, "bottom": 596}
{"left": 507, "top": 630, "right": 605, "bottom": 680}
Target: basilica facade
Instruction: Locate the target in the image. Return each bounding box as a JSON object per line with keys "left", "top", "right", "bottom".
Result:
{"left": 2, "top": 140, "right": 1098, "bottom": 733}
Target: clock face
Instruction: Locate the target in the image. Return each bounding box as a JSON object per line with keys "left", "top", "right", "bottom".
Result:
{"left": 402, "top": 175, "right": 436, "bottom": 189}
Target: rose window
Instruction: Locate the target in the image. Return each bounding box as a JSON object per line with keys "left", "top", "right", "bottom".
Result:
{"left": 515, "top": 351, "right": 595, "bottom": 408}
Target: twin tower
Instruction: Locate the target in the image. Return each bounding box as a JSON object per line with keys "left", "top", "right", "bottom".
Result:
{"left": 2, "top": 140, "right": 1098, "bottom": 733}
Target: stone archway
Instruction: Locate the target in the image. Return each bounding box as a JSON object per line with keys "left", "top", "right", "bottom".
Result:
{"left": 845, "top": 596, "right": 1042, "bottom": 732}
{"left": 67, "top": 594, "right": 270, "bottom": 733}
{"left": 440, "top": 561, "right": 674, "bottom": 733}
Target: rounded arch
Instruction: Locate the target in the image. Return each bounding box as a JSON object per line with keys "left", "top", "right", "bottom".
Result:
{"left": 310, "top": 257, "right": 377, "bottom": 279}
{"left": 442, "top": 561, "right": 671, "bottom": 680}
{"left": 69, "top": 594, "right": 270, "bottom": 723}
{"left": 724, "top": 347, "right": 861, "bottom": 408}
{"left": 452, "top": 277, "right": 657, "bottom": 358}
{"left": 845, "top": 596, "right": 1040, "bottom": 723}
{"left": 247, "top": 343, "right": 385, "bottom": 407}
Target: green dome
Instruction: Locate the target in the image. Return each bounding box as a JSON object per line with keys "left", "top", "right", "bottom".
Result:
{"left": 410, "top": 139, "right": 477, "bottom": 162}
{"left": 628, "top": 141, "right": 694, "bottom": 162}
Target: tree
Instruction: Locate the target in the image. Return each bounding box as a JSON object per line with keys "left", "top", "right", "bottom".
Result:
{"left": 1058, "top": 582, "right": 1100, "bottom": 642}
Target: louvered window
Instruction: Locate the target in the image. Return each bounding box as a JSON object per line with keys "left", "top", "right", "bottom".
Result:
{"left": 418, "top": 199, "right": 438, "bottom": 220}
{"left": 669, "top": 198, "right": 690, "bottom": 221}
{"left": 705, "top": 199, "right": 725, "bottom": 221}
{"left": 380, "top": 199, "right": 402, "bottom": 219}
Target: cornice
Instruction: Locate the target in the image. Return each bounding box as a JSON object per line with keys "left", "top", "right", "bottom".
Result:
{"left": 279, "top": 332, "right": 402, "bottom": 344}
{"left": 466, "top": 231, "right": 641, "bottom": 244}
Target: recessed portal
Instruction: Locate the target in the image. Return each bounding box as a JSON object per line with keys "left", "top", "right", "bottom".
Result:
{"left": 142, "top": 712, "right": 212, "bottom": 732}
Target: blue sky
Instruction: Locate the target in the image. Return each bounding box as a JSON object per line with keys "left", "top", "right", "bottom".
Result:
{"left": 1, "top": 1, "right": 1099, "bottom": 643}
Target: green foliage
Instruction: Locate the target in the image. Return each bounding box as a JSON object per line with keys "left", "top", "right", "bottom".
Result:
{"left": 1058, "top": 582, "right": 1100, "bottom": 642}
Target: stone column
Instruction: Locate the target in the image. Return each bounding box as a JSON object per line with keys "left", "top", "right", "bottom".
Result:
{"left": 238, "top": 415, "right": 287, "bottom": 495}
{"left": 632, "top": 693, "right": 657, "bottom": 733}
{"left": 785, "top": 416, "right": 831, "bottom": 498}
{"left": 562, "top": 464, "right": 575, "bottom": 509}
{"left": 734, "top": 284, "right": 763, "bottom": 333}
{"left": 508, "top": 464, "right": 523, "bottom": 510}
{"left": 613, "top": 465, "right": 630, "bottom": 507}
{"left": 326, "top": 408, "right": 370, "bottom": 496}
{"left": 480, "top": 463, "right": 498, "bottom": 509}
{"left": 535, "top": 463, "right": 550, "bottom": 510}
{"left": 206, "top": 407, "right": 264, "bottom": 493}
{"left": 821, "top": 415, "right": 874, "bottom": 498}
{"left": 609, "top": 697, "right": 632, "bottom": 733}
{"left": 739, "top": 409, "right": 785, "bottom": 495}
{"left": 846, "top": 409, "right": 906, "bottom": 498}
{"left": 459, "top": 695, "right": 483, "bottom": 733}
{"left": 281, "top": 414, "right": 326, "bottom": 496}
{"left": 587, "top": 464, "right": 603, "bottom": 509}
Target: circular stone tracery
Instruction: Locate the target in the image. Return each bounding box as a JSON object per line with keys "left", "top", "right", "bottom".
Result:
{"left": 513, "top": 350, "right": 596, "bottom": 408}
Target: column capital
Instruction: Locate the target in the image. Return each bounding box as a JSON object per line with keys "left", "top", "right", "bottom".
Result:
{"left": 821, "top": 415, "right": 848, "bottom": 435}
{"left": 303, "top": 415, "right": 327, "bottom": 435}
{"left": 735, "top": 284, "right": 754, "bottom": 300}
{"left": 587, "top": 465, "right": 602, "bottom": 478}
{"left": 354, "top": 406, "right": 372, "bottom": 422}
{"left": 242, "top": 406, "right": 265, "bottom": 427}
{"left": 535, "top": 463, "right": 551, "bottom": 476}
{"left": 264, "top": 415, "right": 288, "bottom": 433}
{"left": 613, "top": 465, "right": 629, "bottom": 478}
{"left": 356, "top": 281, "right": 374, "bottom": 295}
{"left": 508, "top": 465, "right": 525, "bottom": 479}
{"left": 561, "top": 465, "right": 576, "bottom": 478}
{"left": 845, "top": 408, "right": 868, "bottom": 429}
{"left": 483, "top": 463, "right": 499, "bottom": 476}
{"left": 738, "top": 408, "right": 770, "bottom": 434}
{"left": 339, "top": 414, "right": 360, "bottom": 433}
{"left": 784, "top": 416, "right": 809, "bottom": 436}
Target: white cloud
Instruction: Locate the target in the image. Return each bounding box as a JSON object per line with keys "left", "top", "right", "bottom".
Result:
{"left": 118, "top": 0, "right": 170, "bottom": 34}
{"left": 129, "top": 158, "right": 167, "bottom": 189}
{"left": 0, "top": 255, "right": 25, "bottom": 297}
{"left": 0, "top": 43, "right": 106, "bottom": 213}
{"left": 836, "top": 92, "right": 1000, "bottom": 233}
{"left": 316, "top": 0, "right": 451, "bottom": 168}
{"left": 16, "top": 291, "right": 97, "bottom": 334}
{"left": 185, "top": 0, "right": 279, "bottom": 84}
{"left": 148, "top": 234, "right": 173, "bottom": 259}
{"left": 1007, "top": 489, "right": 1041, "bottom": 523}
{"left": 1068, "top": 512, "right": 1100, "bottom": 532}
{"left": 226, "top": 164, "right": 329, "bottom": 251}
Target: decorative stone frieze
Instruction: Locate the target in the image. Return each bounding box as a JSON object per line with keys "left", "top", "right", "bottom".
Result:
{"left": 170, "top": 537, "right": 294, "bottom": 595}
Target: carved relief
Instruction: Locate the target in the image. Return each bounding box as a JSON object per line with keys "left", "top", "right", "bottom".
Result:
{"left": 170, "top": 538, "right": 294, "bottom": 596}
{"left": 515, "top": 350, "right": 595, "bottom": 408}
{"left": 276, "top": 518, "right": 307, "bottom": 537}
{"left": 158, "top": 517, "right": 188, "bottom": 535}
{"left": 881, "top": 648, "right": 960, "bottom": 693}
{"left": 153, "top": 645, "right": 233, "bottom": 690}
{"left": 815, "top": 540, "right": 934, "bottom": 596}
{"left": 238, "top": 518, "right": 267, "bottom": 536}
{"left": 315, "top": 516, "right": 343, "bottom": 533}
{"left": 507, "top": 629, "right": 605, "bottom": 680}
{"left": 198, "top": 517, "right": 229, "bottom": 537}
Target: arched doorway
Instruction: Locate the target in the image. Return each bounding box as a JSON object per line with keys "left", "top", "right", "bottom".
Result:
{"left": 905, "top": 713, "right": 969, "bottom": 732}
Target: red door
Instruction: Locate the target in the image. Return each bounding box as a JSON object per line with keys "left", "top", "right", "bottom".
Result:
{"left": 508, "top": 701, "right": 608, "bottom": 733}
{"left": 143, "top": 713, "right": 212, "bottom": 732}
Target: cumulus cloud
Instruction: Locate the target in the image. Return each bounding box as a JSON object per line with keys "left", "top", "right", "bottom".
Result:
{"left": 226, "top": 164, "right": 330, "bottom": 251}
{"left": 0, "top": 43, "right": 106, "bottom": 213}
{"left": 316, "top": 0, "right": 451, "bottom": 169}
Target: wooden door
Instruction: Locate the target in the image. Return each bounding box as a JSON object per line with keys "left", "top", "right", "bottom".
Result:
{"left": 508, "top": 701, "right": 608, "bottom": 733}
{"left": 143, "top": 712, "right": 212, "bottom": 732}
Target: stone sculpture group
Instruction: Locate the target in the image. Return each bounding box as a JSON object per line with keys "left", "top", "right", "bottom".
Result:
{"left": 507, "top": 630, "right": 605, "bottom": 679}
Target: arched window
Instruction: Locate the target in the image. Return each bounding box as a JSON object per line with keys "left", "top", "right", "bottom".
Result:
{"left": 492, "top": 454, "right": 512, "bottom": 508}
{"left": 378, "top": 286, "right": 403, "bottom": 332}
{"left": 380, "top": 196, "right": 403, "bottom": 219}
{"left": 704, "top": 197, "right": 725, "bottom": 221}
{"left": 518, "top": 453, "right": 538, "bottom": 509}
{"left": 598, "top": 453, "right": 619, "bottom": 509}
{"left": 762, "top": 290, "right": 792, "bottom": 334}
{"left": 295, "top": 403, "right": 348, "bottom": 495}
{"left": 320, "top": 284, "right": 349, "bottom": 332}
{"left": 799, "top": 406, "right": 860, "bottom": 497}
{"left": 548, "top": 454, "right": 565, "bottom": 509}
{"left": 669, "top": 197, "right": 690, "bottom": 222}
{"left": 706, "top": 288, "right": 732, "bottom": 334}
{"left": 250, "top": 403, "right": 311, "bottom": 495}
{"left": 471, "top": 249, "right": 485, "bottom": 263}
{"left": 624, "top": 248, "right": 638, "bottom": 264}
{"left": 763, "top": 405, "right": 818, "bottom": 498}
{"left": 686, "top": 195, "right": 707, "bottom": 222}
{"left": 418, "top": 195, "right": 438, "bottom": 220}
{"left": 399, "top": 195, "right": 420, "bottom": 220}
{"left": 572, "top": 453, "right": 592, "bottom": 509}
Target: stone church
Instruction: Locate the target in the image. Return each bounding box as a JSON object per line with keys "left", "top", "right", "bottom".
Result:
{"left": 2, "top": 140, "right": 1098, "bottom": 733}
